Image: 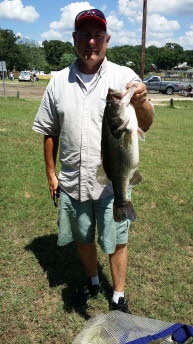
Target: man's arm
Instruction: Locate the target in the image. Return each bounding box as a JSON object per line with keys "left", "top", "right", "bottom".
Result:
{"left": 133, "top": 98, "right": 154, "bottom": 132}
{"left": 44, "top": 135, "right": 59, "bottom": 198}
{"left": 126, "top": 82, "right": 154, "bottom": 131}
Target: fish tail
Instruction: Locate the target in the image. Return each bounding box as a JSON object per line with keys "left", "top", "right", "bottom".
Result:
{"left": 113, "top": 201, "right": 136, "bottom": 222}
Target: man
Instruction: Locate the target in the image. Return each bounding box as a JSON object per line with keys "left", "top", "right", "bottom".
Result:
{"left": 33, "top": 9, "right": 154, "bottom": 312}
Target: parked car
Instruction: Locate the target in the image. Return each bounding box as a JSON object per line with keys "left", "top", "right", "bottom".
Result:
{"left": 167, "top": 74, "right": 178, "bottom": 78}
{"left": 18, "top": 71, "right": 32, "bottom": 82}
{"left": 143, "top": 76, "right": 183, "bottom": 95}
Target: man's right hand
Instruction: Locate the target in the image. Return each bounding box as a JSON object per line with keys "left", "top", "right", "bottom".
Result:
{"left": 47, "top": 174, "right": 59, "bottom": 199}
{"left": 44, "top": 135, "right": 59, "bottom": 199}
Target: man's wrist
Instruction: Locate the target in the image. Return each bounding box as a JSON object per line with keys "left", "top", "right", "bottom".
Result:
{"left": 134, "top": 100, "right": 154, "bottom": 131}
{"left": 46, "top": 169, "right": 56, "bottom": 179}
{"left": 133, "top": 98, "right": 148, "bottom": 109}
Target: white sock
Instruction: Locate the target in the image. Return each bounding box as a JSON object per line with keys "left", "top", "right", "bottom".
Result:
{"left": 91, "top": 275, "right": 99, "bottom": 286}
{"left": 112, "top": 291, "right": 124, "bottom": 304}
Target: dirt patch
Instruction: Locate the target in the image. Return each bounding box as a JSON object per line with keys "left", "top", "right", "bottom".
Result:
{"left": 1, "top": 82, "right": 193, "bottom": 104}
{"left": 0, "top": 82, "right": 46, "bottom": 100}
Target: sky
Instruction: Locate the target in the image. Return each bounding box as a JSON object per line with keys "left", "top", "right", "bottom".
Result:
{"left": 0, "top": 0, "right": 193, "bottom": 50}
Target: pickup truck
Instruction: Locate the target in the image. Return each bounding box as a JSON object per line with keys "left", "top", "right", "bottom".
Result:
{"left": 143, "top": 76, "right": 183, "bottom": 95}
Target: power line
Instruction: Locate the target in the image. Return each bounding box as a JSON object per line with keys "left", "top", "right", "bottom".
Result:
{"left": 113, "top": 0, "right": 148, "bottom": 81}
{"left": 118, "top": 0, "right": 130, "bottom": 20}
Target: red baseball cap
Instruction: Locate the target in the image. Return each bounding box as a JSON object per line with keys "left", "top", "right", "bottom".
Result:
{"left": 75, "top": 9, "right": 107, "bottom": 31}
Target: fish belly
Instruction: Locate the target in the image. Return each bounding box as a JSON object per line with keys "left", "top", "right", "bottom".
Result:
{"left": 113, "top": 131, "right": 139, "bottom": 222}
{"left": 102, "top": 121, "right": 139, "bottom": 222}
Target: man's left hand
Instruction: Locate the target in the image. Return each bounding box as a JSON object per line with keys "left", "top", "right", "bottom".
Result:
{"left": 126, "top": 82, "right": 147, "bottom": 106}
{"left": 126, "top": 82, "right": 154, "bottom": 131}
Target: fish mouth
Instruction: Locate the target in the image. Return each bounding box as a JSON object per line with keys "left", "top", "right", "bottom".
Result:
{"left": 107, "top": 89, "right": 124, "bottom": 104}
{"left": 107, "top": 87, "right": 135, "bottom": 104}
{"left": 107, "top": 93, "right": 123, "bottom": 104}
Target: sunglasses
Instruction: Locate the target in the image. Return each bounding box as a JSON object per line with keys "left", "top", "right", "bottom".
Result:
{"left": 75, "top": 9, "right": 106, "bottom": 23}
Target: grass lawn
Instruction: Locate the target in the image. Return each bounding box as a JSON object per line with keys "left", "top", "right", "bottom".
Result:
{"left": 0, "top": 98, "right": 193, "bottom": 343}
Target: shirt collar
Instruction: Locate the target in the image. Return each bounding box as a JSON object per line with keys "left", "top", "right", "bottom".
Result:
{"left": 73, "top": 57, "right": 107, "bottom": 78}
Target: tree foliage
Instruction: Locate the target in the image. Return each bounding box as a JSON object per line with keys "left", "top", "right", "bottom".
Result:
{"left": 0, "top": 29, "right": 20, "bottom": 70}
{"left": 59, "top": 53, "right": 76, "bottom": 69}
{"left": 1, "top": 27, "right": 193, "bottom": 75}
{"left": 42, "top": 40, "right": 76, "bottom": 70}
{"left": 165, "top": 43, "right": 184, "bottom": 54}
{"left": 17, "top": 39, "right": 48, "bottom": 71}
{"left": 183, "top": 50, "right": 193, "bottom": 67}
{"left": 106, "top": 45, "right": 141, "bottom": 74}
{"left": 154, "top": 47, "right": 179, "bottom": 70}
{"left": 0, "top": 29, "right": 49, "bottom": 71}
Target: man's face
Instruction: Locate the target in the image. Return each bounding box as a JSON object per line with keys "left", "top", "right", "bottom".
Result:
{"left": 73, "top": 20, "right": 110, "bottom": 69}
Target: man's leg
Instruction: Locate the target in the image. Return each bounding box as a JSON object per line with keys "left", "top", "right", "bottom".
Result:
{"left": 71, "top": 242, "right": 100, "bottom": 305}
{"left": 109, "top": 243, "right": 128, "bottom": 292}
{"left": 109, "top": 243, "right": 130, "bottom": 312}
{"left": 76, "top": 242, "right": 98, "bottom": 277}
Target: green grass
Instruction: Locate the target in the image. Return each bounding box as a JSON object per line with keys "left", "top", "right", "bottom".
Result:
{"left": 0, "top": 98, "right": 193, "bottom": 343}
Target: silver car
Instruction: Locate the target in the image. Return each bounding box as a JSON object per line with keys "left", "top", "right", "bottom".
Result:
{"left": 18, "top": 71, "right": 32, "bottom": 82}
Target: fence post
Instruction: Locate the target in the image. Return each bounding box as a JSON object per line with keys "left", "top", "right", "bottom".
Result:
{"left": 2, "top": 70, "right": 6, "bottom": 97}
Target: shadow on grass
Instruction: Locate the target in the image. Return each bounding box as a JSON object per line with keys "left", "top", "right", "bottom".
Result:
{"left": 25, "top": 234, "right": 112, "bottom": 320}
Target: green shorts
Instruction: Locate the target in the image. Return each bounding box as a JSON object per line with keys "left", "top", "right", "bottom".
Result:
{"left": 57, "top": 188, "right": 132, "bottom": 254}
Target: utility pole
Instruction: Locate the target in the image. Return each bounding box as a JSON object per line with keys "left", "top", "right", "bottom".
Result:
{"left": 140, "top": 0, "right": 147, "bottom": 80}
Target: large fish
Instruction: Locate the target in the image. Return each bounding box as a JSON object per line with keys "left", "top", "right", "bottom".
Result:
{"left": 101, "top": 85, "right": 144, "bottom": 222}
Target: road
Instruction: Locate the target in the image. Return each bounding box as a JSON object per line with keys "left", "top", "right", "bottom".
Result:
{"left": 0, "top": 81, "right": 193, "bottom": 104}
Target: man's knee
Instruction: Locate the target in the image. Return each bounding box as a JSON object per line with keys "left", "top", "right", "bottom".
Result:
{"left": 75, "top": 241, "right": 96, "bottom": 249}
{"left": 116, "top": 243, "right": 127, "bottom": 250}
{"left": 109, "top": 243, "right": 127, "bottom": 256}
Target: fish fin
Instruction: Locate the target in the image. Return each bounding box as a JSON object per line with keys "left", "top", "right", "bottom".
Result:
{"left": 130, "top": 170, "right": 143, "bottom": 186}
{"left": 96, "top": 161, "right": 110, "bottom": 185}
{"left": 113, "top": 201, "right": 136, "bottom": 222}
{"left": 137, "top": 127, "right": 146, "bottom": 141}
{"left": 123, "top": 84, "right": 136, "bottom": 107}
{"left": 112, "top": 120, "right": 130, "bottom": 138}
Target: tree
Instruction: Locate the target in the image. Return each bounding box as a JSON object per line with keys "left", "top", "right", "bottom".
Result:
{"left": 183, "top": 50, "right": 193, "bottom": 67}
{"left": 0, "top": 29, "right": 21, "bottom": 70}
{"left": 17, "top": 38, "right": 49, "bottom": 71}
{"left": 42, "top": 40, "right": 76, "bottom": 69}
{"left": 146, "top": 45, "right": 159, "bottom": 59}
{"left": 165, "top": 43, "right": 183, "bottom": 54}
{"left": 59, "top": 53, "right": 76, "bottom": 69}
{"left": 106, "top": 45, "right": 141, "bottom": 74}
{"left": 144, "top": 55, "right": 155, "bottom": 74}
{"left": 154, "top": 47, "right": 179, "bottom": 70}
{"left": 62, "top": 41, "right": 77, "bottom": 55}
{"left": 2, "top": 28, "right": 192, "bottom": 75}
{"left": 165, "top": 43, "right": 184, "bottom": 64}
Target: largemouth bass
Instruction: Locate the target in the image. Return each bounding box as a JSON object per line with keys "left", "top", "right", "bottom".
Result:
{"left": 102, "top": 85, "right": 143, "bottom": 222}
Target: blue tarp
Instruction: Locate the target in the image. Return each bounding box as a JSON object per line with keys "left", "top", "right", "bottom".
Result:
{"left": 126, "top": 324, "right": 193, "bottom": 344}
